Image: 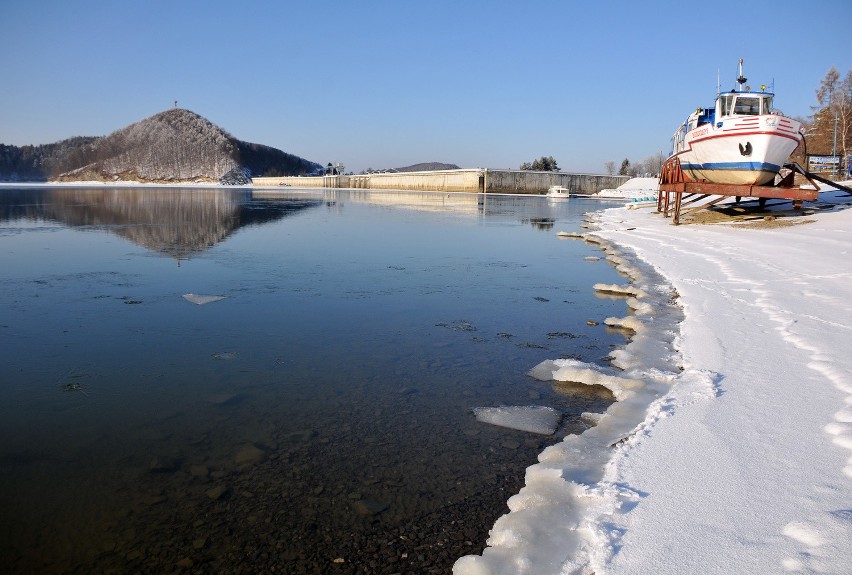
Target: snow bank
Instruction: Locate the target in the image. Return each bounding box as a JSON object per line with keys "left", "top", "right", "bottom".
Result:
{"left": 456, "top": 186, "right": 852, "bottom": 575}
{"left": 594, "top": 177, "right": 659, "bottom": 199}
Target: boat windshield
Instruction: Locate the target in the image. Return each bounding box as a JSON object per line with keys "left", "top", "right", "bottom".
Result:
{"left": 734, "top": 96, "right": 761, "bottom": 115}
{"left": 720, "top": 93, "right": 773, "bottom": 116}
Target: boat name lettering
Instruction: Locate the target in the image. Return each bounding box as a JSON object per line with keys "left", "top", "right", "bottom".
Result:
{"left": 691, "top": 127, "right": 709, "bottom": 138}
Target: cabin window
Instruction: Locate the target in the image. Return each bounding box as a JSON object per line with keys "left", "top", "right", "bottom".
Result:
{"left": 734, "top": 96, "right": 761, "bottom": 115}
{"left": 762, "top": 95, "right": 773, "bottom": 113}
{"left": 719, "top": 94, "right": 734, "bottom": 116}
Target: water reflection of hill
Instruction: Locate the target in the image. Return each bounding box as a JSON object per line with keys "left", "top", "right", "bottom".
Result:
{"left": 0, "top": 188, "right": 322, "bottom": 258}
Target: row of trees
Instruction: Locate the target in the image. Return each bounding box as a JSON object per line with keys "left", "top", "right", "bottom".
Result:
{"left": 520, "top": 156, "right": 559, "bottom": 171}
{"left": 0, "top": 137, "right": 100, "bottom": 181}
{"left": 518, "top": 154, "right": 663, "bottom": 177}
{"left": 604, "top": 153, "right": 666, "bottom": 177}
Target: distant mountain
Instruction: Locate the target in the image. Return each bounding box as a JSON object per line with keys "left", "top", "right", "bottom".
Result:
{"left": 394, "top": 162, "right": 460, "bottom": 172}
{"left": 0, "top": 109, "right": 322, "bottom": 184}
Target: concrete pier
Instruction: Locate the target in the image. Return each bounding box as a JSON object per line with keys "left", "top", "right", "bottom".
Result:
{"left": 252, "top": 169, "right": 628, "bottom": 195}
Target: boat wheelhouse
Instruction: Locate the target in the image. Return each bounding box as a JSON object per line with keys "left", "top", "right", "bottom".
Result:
{"left": 670, "top": 60, "right": 803, "bottom": 186}
{"left": 546, "top": 185, "right": 571, "bottom": 199}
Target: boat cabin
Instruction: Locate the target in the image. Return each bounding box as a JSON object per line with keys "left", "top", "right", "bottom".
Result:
{"left": 671, "top": 89, "right": 776, "bottom": 154}
{"left": 697, "top": 91, "right": 775, "bottom": 128}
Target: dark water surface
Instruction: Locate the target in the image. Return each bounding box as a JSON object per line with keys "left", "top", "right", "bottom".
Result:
{"left": 0, "top": 187, "right": 627, "bottom": 574}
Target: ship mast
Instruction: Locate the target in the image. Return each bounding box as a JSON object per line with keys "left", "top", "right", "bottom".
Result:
{"left": 736, "top": 58, "right": 747, "bottom": 92}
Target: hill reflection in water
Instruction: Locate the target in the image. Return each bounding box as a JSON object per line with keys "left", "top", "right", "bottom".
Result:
{"left": 0, "top": 187, "right": 323, "bottom": 259}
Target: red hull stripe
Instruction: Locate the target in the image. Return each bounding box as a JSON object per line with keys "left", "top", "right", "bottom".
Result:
{"left": 689, "top": 130, "right": 801, "bottom": 145}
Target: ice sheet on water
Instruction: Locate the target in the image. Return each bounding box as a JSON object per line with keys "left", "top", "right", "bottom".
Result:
{"left": 182, "top": 293, "right": 226, "bottom": 305}
{"left": 473, "top": 406, "right": 562, "bottom": 435}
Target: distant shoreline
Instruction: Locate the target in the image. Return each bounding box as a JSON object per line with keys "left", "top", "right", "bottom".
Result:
{"left": 0, "top": 180, "right": 646, "bottom": 200}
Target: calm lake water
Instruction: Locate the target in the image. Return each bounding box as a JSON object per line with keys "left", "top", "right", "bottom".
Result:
{"left": 0, "top": 187, "right": 628, "bottom": 574}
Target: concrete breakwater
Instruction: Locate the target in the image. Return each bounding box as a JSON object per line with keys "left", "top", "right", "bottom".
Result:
{"left": 252, "top": 168, "right": 628, "bottom": 195}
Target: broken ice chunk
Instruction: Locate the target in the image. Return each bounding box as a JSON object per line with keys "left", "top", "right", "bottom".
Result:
{"left": 529, "top": 358, "right": 644, "bottom": 401}
{"left": 183, "top": 293, "right": 226, "bottom": 305}
{"left": 472, "top": 406, "right": 562, "bottom": 435}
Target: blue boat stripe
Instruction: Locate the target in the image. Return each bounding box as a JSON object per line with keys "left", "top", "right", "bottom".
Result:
{"left": 681, "top": 161, "right": 781, "bottom": 172}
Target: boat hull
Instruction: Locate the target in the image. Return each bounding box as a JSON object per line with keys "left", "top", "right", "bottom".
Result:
{"left": 676, "top": 115, "right": 801, "bottom": 185}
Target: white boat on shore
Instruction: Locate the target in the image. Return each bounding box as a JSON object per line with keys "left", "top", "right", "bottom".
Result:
{"left": 546, "top": 185, "right": 571, "bottom": 199}
{"left": 669, "top": 59, "right": 803, "bottom": 186}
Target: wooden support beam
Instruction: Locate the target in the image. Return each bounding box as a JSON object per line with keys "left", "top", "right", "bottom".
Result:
{"left": 659, "top": 181, "right": 818, "bottom": 201}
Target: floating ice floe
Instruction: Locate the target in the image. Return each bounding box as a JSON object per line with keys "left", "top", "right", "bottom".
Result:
{"left": 473, "top": 405, "right": 562, "bottom": 435}
{"left": 183, "top": 293, "right": 226, "bottom": 305}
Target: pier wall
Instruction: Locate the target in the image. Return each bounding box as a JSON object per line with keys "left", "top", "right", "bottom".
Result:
{"left": 252, "top": 169, "right": 628, "bottom": 195}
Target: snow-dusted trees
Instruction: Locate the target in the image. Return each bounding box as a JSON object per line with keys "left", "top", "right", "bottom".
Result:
{"left": 96, "top": 109, "right": 240, "bottom": 180}
{"left": 0, "top": 137, "right": 99, "bottom": 181}
{"left": 0, "top": 108, "right": 323, "bottom": 183}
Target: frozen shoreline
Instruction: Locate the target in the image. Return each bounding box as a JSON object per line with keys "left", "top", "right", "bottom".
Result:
{"left": 455, "top": 184, "right": 852, "bottom": 575}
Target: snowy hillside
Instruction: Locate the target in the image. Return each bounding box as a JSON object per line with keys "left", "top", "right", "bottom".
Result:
{"left": 0, "top": 109, "right": 322, "bottom": 184}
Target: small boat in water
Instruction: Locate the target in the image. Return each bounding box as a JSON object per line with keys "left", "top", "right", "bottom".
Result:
{"left": 546, "top": 185, "right": 571, "bottom": 199}
{"left": 669, "top": 59, "right": 803, "bottom": 186}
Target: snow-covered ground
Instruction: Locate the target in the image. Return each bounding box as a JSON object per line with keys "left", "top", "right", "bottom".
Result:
{"left": 455, "top": 183, "right": 852, "bottom": 575}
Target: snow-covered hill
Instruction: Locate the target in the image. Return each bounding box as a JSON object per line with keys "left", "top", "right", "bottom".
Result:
{"left": 1, "top": 109, "right": 322, "bottom": 184}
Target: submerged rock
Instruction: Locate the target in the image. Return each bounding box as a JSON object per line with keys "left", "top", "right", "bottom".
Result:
{"left": 353, "top": 499, "right": 389, "bottom": 516}
{"left": 189, "top": 464, "right": 209, "bottom": 478}
{"left": 206, "top": 392, "right": 244, "bottom": 405}
{"left": 205, "top": 485, "right": 231, "bottom": 501}
{"left": 149, "top": 456, "right": 179, "bottom": 473}
{"left": 234, "top": 444, "right": 266, "bottom": 466}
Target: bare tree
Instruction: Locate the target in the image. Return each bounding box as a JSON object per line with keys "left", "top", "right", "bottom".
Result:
{"left": 838, "top": 69, "right": 852, "bottom": 174}
{"left": 812, "top": 66, "right": 852, "bottom": 175}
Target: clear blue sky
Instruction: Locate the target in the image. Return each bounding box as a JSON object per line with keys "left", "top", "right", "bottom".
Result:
{"left": 2, "top": 0, "right": 850, "bottom": 174}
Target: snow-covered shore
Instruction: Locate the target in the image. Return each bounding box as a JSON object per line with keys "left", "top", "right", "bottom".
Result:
{"left": 455, "top": 185, "right": 852, "bottom": 574}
